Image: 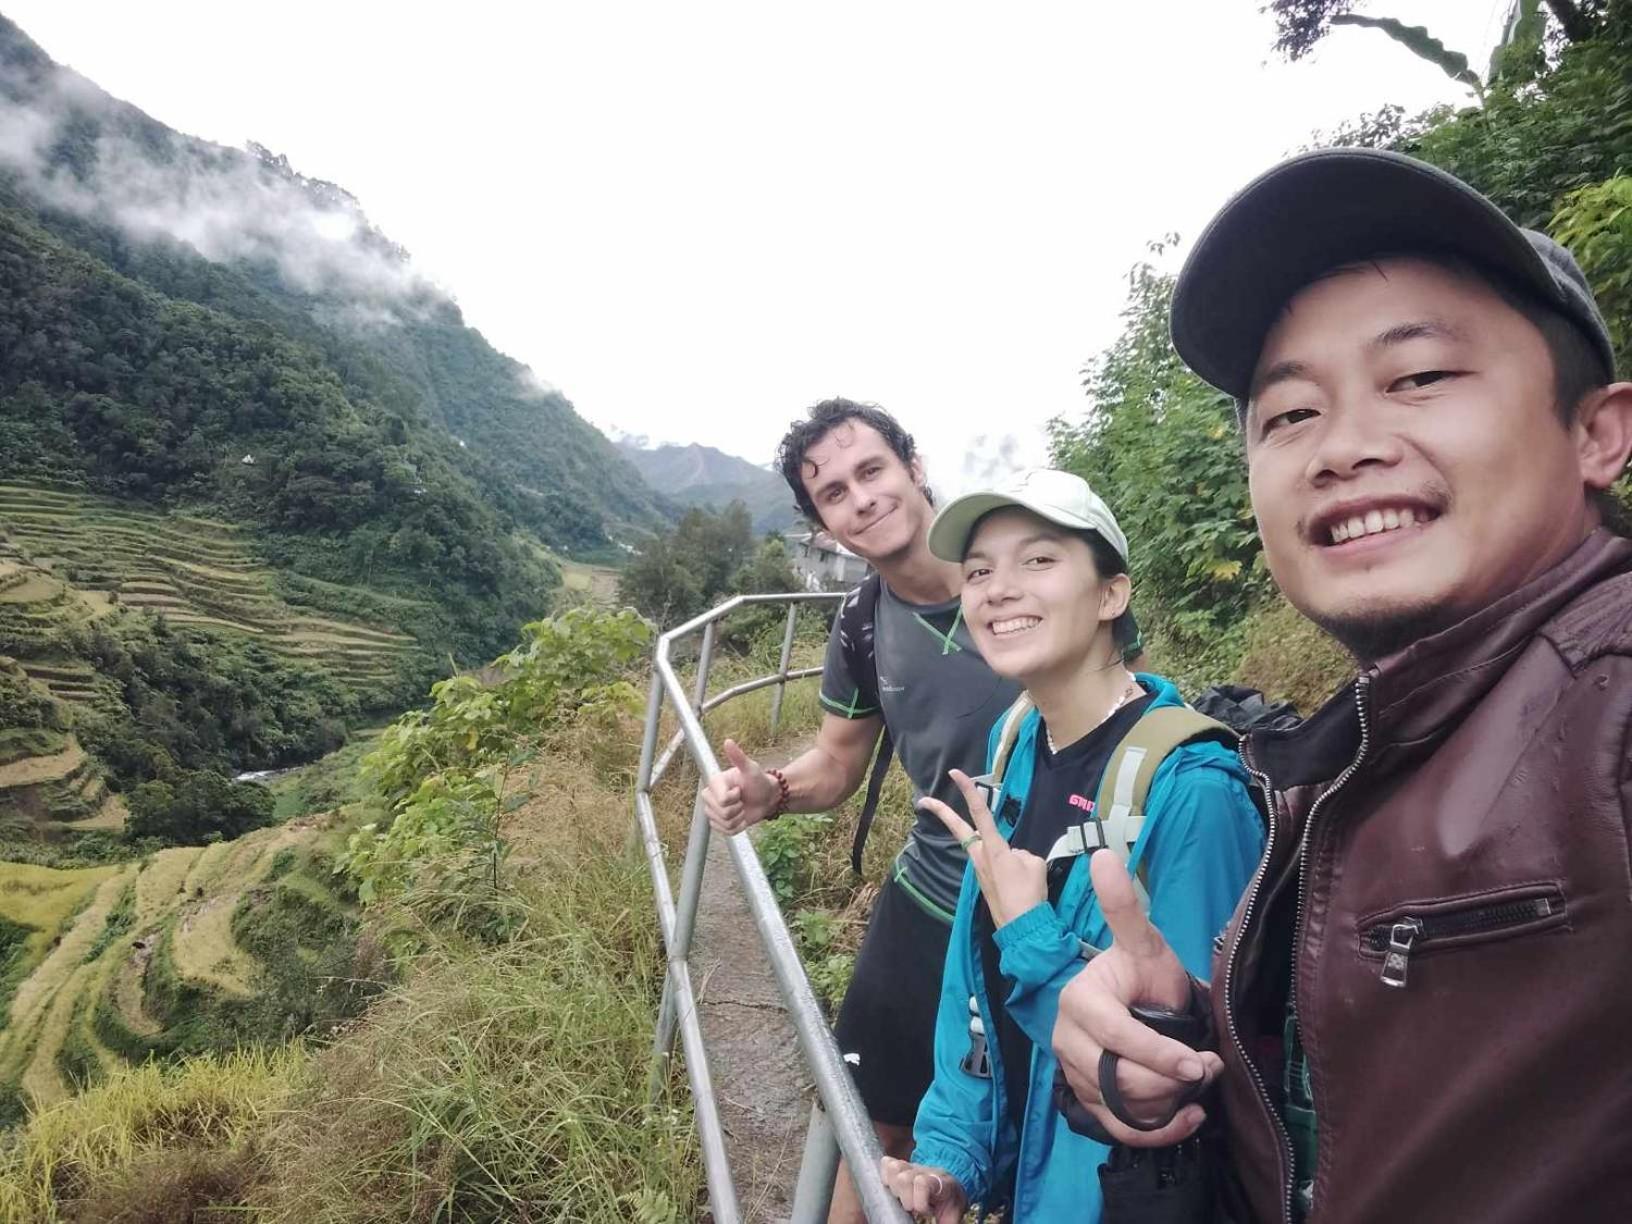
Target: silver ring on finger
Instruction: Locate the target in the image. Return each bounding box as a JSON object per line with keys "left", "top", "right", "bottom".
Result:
{"left": 928, "top": 1173, "right": 944, "bottom": 1198}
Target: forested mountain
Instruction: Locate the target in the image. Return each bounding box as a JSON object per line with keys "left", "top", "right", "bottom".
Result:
{"left": 617, "top": 439, "right": 795, "bottom": 533}
{"left": 0, "top": 11, "right": 686, "bottom": 835}
{"left": 0, "top": 13, "right": 670, "bottom": 573}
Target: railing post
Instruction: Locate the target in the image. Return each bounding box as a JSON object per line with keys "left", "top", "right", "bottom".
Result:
{"left": 769, "top": 602, "right": 799, "bottom": 738}
{"left": 693, "top": 620, "right": 718, "bottom": 712}
{"left": 635, "top": 670, "right": 665, "bottom": 794}
{"left": 788, "top": 1103, "right": 840, "bottom": 1224}
{"left": 649, "top": 622, "right": 719, "bottom": 1077}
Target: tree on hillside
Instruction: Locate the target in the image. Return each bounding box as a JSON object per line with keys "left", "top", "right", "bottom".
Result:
{"left": 125, "top": 770, "right": 274, "bottom": 845}
{"left": 616, "top": 503, "right": 797, "bottom": 628}
{"left": 1052, "top": 245, "right": 1262, "bottom": 640}
{"left": 617, "top": 502, "right": 757, "bottom": 626}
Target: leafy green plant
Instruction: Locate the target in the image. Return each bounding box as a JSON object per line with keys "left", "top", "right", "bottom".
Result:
{"left": 1554, "top": 175, "right": 1632, "bottom": 366}
{"left": 1331, "top": 13, "right": 1489, "bottom": 99}
{"left": 755, "top": 813, "right": 833, "bottom": 906}
{"left": 339, "top": 606, "right": 652, "bottom": 924}
{"left": 1051, "top": 249, "right": 1267, "bottom": 637}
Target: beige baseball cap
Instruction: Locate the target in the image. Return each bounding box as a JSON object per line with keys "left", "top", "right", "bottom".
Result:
{"left": 928, "top": 468, "right": 1129, "bottom": 565}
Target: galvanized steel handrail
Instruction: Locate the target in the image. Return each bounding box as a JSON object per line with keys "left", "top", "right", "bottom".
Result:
{"left": 633, "top": 590, "right": 912, "bottom": 1223}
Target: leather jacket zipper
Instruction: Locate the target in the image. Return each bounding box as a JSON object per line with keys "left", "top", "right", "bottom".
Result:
{"left": 1363, "top": 886, "right": 1566, "bottom": 988}
{"left": 1236, "top": 674, "right": 1373, "bottom": 1224}
{"left": 1232, "top": 740, "right": 1293, "bottom": 1224}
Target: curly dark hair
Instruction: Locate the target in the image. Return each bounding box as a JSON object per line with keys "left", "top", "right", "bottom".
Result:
{"left": 775, "top": 397, "right": 929, "bottom": 525}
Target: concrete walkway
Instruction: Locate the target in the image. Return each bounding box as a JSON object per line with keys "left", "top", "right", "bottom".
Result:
{"left": 688, "top": 763, "right": 819, "bottom": 1223}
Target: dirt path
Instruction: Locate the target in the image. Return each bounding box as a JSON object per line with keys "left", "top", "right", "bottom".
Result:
{"left": 688, "top": 747, "right": 816, "bottom": 1224}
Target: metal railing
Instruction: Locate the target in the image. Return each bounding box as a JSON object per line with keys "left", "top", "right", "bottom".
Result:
{"left": 633, "top": 592, "right": 912, "bottom": 1224}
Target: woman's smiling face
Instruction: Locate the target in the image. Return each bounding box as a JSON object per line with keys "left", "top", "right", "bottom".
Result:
{"left": 960, "top": 507, "right": 1127, "bottom": 681}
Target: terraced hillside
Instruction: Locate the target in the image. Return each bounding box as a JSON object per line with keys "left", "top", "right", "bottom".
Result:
{"left": 0, "top": 811, "right": 371, "bottom": 1120}
{"left": 0, "top": 483, "right": 426, "bottom": 698}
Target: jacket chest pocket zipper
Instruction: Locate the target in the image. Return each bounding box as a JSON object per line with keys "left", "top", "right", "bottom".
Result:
{"left": 1361, "top": 884, "right": 1567, "bottom": 989}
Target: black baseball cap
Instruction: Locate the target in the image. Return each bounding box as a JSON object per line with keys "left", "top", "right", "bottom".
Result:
{"left": 1170, "top": 148, "right": 1617, "bottom": 402}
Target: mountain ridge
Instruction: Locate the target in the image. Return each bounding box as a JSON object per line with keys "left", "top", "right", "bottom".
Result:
{"left": 617, "top": 438, "right": 796, "bottom": 534}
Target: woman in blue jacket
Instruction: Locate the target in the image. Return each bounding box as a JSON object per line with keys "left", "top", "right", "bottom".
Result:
{"left": 879, "top": 469, "right": 1262, "bottom": 1222}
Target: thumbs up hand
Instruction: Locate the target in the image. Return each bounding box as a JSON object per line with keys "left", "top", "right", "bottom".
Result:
{"left": 1051, "top": 849, "right": 1224, "bottom": 1147}
{"left": 702, "top": 739, "right": 783, "bottom": 834}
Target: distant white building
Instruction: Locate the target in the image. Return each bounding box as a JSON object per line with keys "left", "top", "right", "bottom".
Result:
{"left": 783, "top": 529, "right": 870, "bottom": 592}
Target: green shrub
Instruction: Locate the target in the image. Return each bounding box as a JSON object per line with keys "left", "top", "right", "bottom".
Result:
{"left": 757, "top": 813, "right": 835, "bottom": 906}
{"left": 0, "top": 662, "right": 61, "bottom": 733}
{"left": 125, "top": 770, "right": 276, "bottom": 846}
{"left": 340, "top": 606, "right": 651, "bottom": 912}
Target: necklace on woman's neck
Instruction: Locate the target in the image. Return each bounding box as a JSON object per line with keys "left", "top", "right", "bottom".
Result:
{"left": 1045, "top": 671, "right": 1141, "bottom": 755}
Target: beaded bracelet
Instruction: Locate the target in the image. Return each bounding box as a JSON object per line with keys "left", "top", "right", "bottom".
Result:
{"left": 766, "top": 767, "right": 791, "bottom": 820}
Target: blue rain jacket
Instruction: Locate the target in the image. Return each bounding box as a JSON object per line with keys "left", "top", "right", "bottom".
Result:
{"left": 911, "top": 675, "right": 1263, "bottom": 1221}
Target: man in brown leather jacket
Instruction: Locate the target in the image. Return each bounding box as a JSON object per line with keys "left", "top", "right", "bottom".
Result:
{"left": 1049, "top": 149, "right": 1632, "bottom": 1222}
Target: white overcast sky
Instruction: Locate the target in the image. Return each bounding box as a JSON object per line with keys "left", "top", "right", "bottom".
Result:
{"left": 7, "top": 1, "right": 1512, "bottom": 494}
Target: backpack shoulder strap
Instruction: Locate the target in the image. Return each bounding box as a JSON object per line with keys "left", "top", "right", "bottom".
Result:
{"left": 843, "top": 573, "right": 893, "bottom": 874}
{"left": 838, "top": 573, "right": 884, "bottom": 712}
{"left": 989, "top": 694, "right": 1035, "bottom": 790}
{"left": 1089, "top": 706, "right": 1236, "bottom": 907}
{"left": 967, "top": 693, "right": 1035, "bottom": 824}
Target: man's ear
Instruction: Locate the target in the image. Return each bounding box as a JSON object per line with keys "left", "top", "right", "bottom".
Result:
{"left": 909, "top": 456, "right": 930, "bottom": 498}
{"left": 1577, "top": 382, "right": 1632, "bottom": 491}
{"left": 1100, "top": 573, "right": 1132, "bottom": 623}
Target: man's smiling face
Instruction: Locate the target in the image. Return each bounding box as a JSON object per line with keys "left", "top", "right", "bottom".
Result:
{"left": 799, "top": 420, "right": 930, "bottom": 564}
{"left": 1245, "top": 256, "right": 1596, "bottom": 660}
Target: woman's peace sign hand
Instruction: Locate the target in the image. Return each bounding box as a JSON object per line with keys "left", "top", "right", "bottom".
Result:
{"left": 918, "top": 769, "right": 1046, "bottom": 928}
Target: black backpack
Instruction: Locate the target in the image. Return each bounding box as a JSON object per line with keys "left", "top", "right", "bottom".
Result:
{"left": 1189, "top": 683, "right": 1302, "bottom": 734}
{"left": 835, "top": 574, "right": 893, "bottom": 874}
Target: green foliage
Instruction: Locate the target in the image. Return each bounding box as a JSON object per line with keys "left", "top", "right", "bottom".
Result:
{"left": 1490, "top": 0, "right": 1548, "bottom": 86}
{"left": 0, "top": 205, "right": 557, "bottom": 661}
{"left": 1404, "top": 25, "right": 1632, "bottom": 229}
{"left": 1064, "top": 16, "right": 1632, "bottom": 696}
{"left": 81, "top": 879, "right": 136, "bottom": 964}
{"left": 1268, "top": 0, "right": 1612, "bottom": 63}
{"left": 0, "top": 661, "right": 60, "bottom": 733}
{"left": 756, "top": 813, "right": 835, "bottom": 905}
{"left": 69, "top": 613, "right": 355, "bottom": 788}
{"left": 124, "top": 771, "right": 275, "bottom": 846}
{"left": 617, "top": 502, "right": 766, "bottom": 627}
{"left": 94, "top": 874, "right": 382, "bottom": 1066}
{"left": 340, "top": 606, "right": 651, "bottom": 916}
{"left": 0, "top": 13, "right": 672, "bottom": 576}
{"left": 250, "top": 878, "right": 700, "bottom": 1223}
{"left": 790, "top": 909, "right": 857, "bottom": 1011}
{"left": 1330, "top": 14, "right": 1486, "bottom": 98}
{"left": 1553, "top": 175, "right": 1632, "bottom": 366}
{"left": 0, "top": 831, "right": 143, "bottom": 870}
{"left": 268, "top": 736, "right": 379, "bottom": 821}
{"left": 1051, "top": 250, "right": 1266, "bottom": 639}
{"left": 0, "top": 912, "right": 33, "bottom": 1025}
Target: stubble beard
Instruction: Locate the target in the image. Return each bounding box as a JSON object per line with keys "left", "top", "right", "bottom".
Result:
{"left": 1305, "top": 599, "right": 1460, "bottom": 666}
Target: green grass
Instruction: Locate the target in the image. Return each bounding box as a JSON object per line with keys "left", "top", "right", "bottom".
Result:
{"left": 269, "top": 738, "right": 380, "bottom": 822}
